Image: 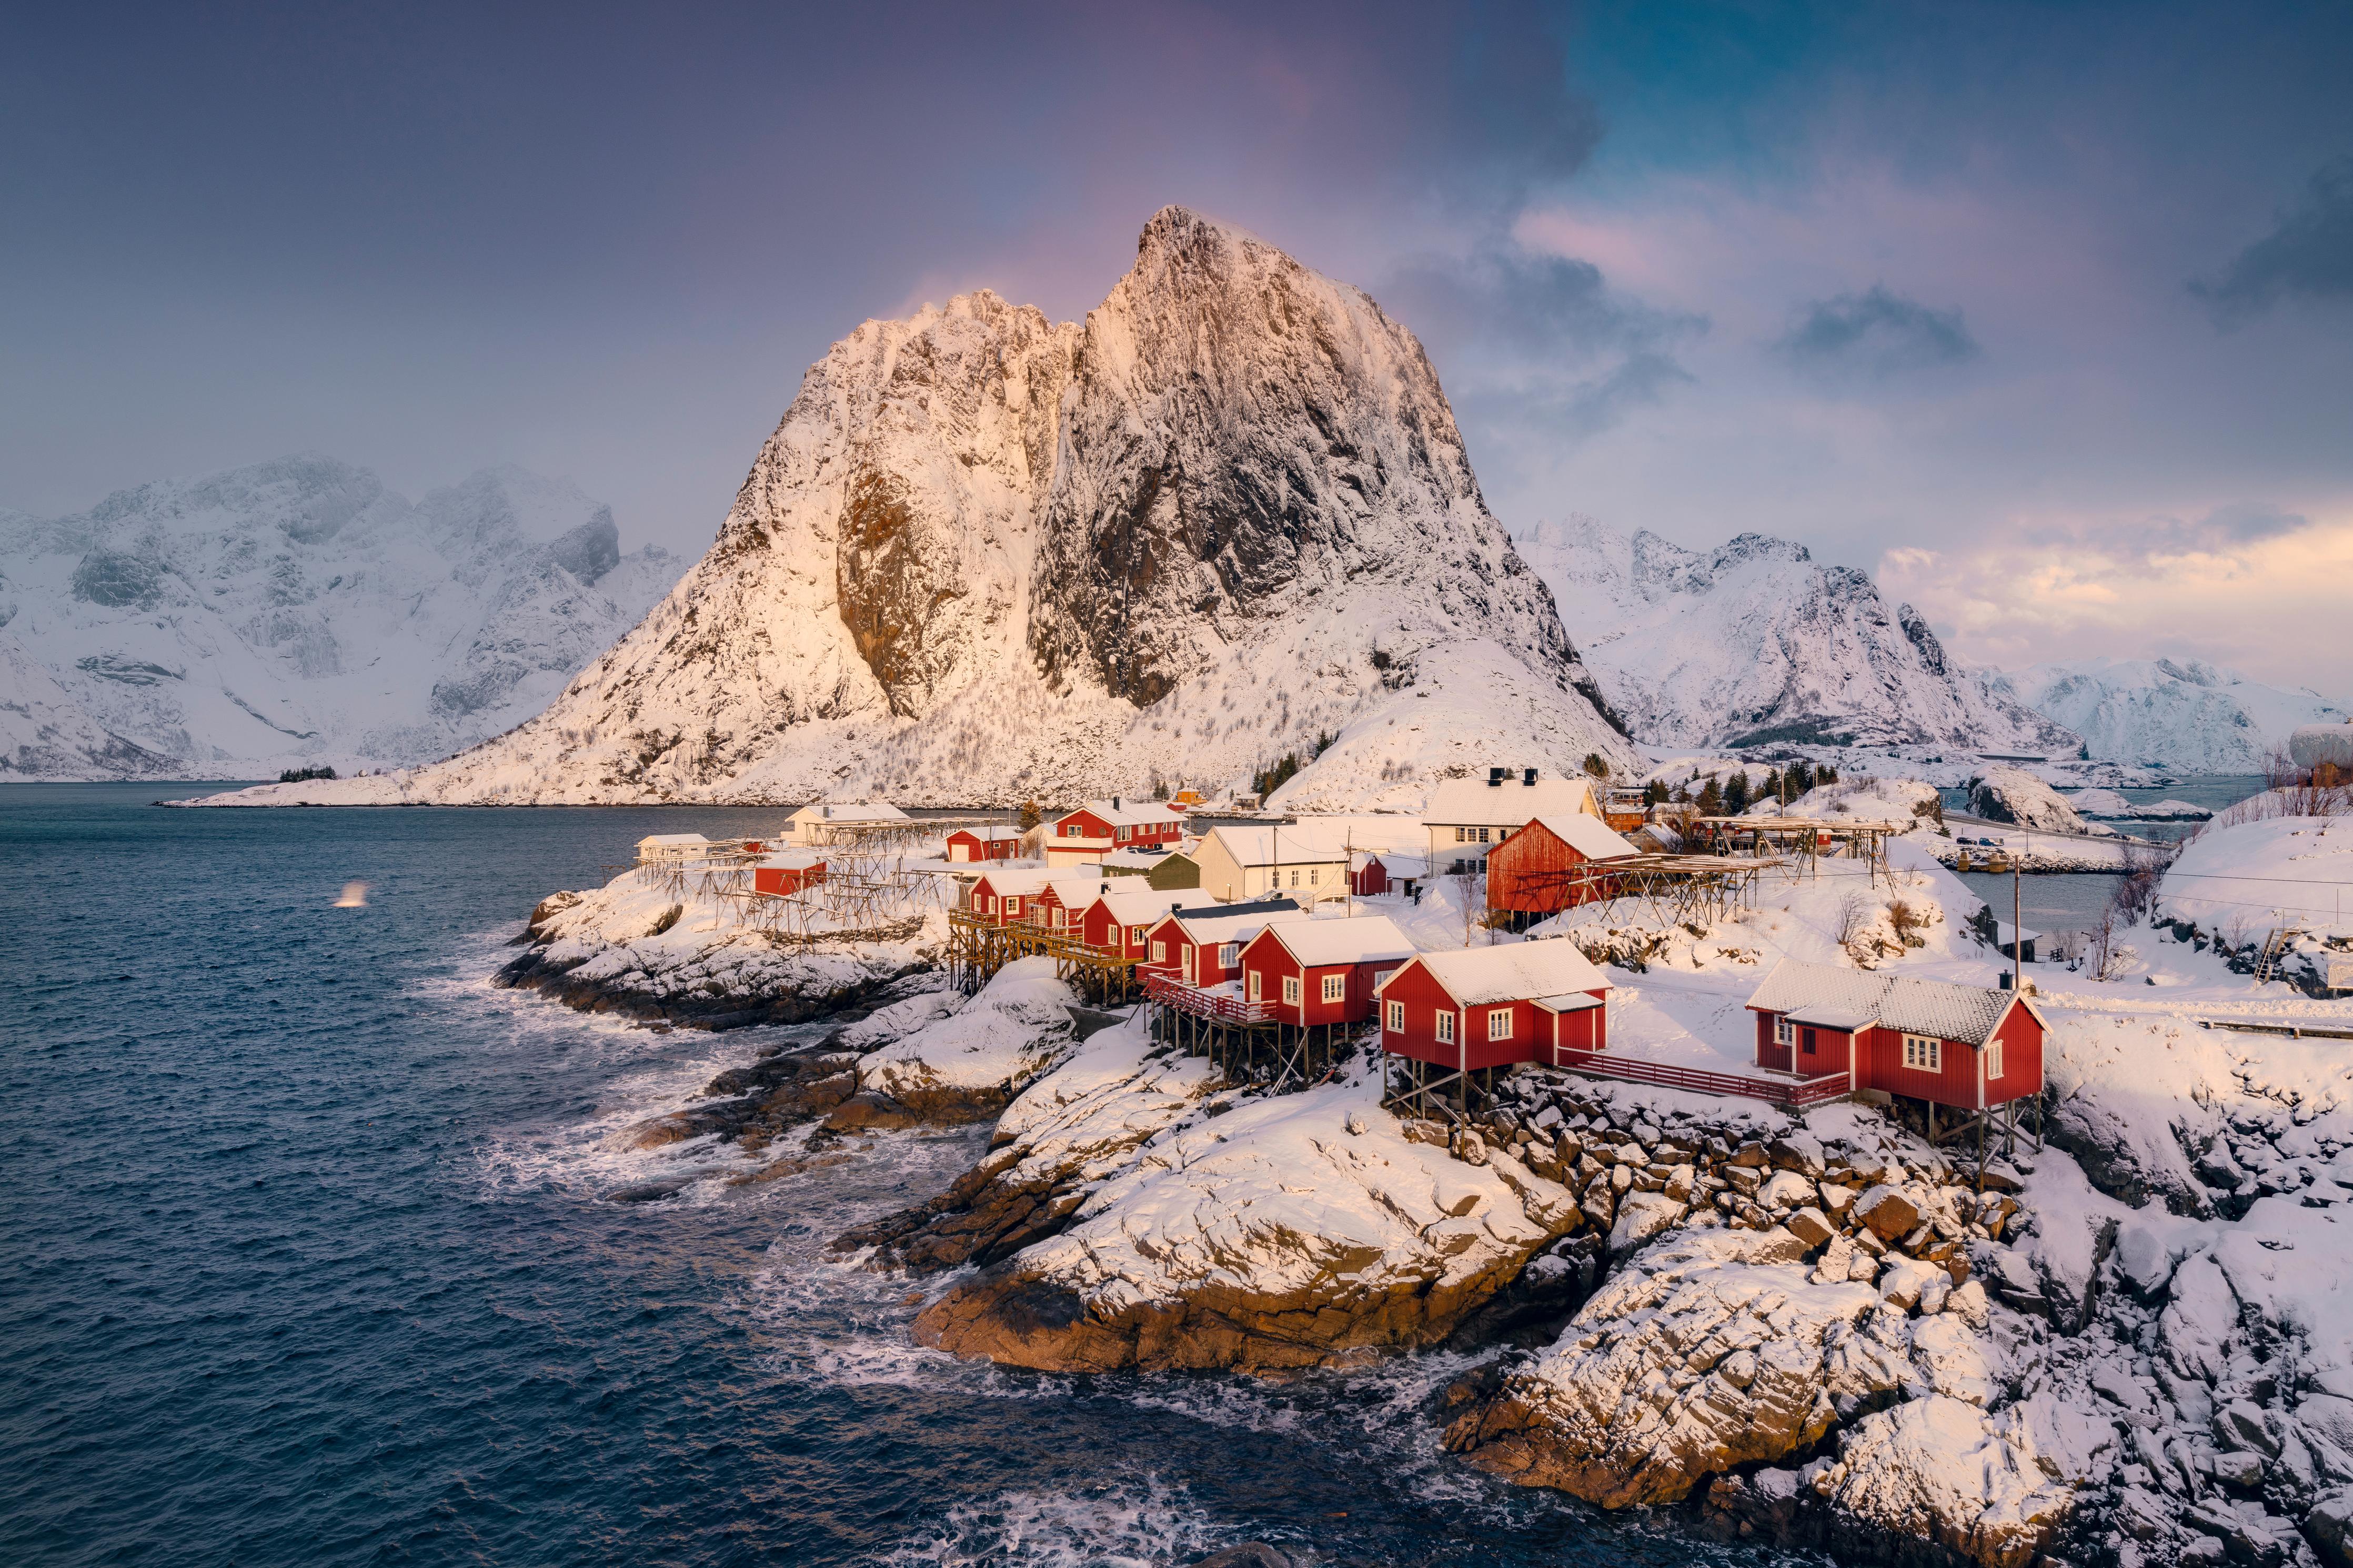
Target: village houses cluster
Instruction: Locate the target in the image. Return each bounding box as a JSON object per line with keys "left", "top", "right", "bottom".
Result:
{"left": 633, "top": 765, "right": 2044, "bottom": 1131}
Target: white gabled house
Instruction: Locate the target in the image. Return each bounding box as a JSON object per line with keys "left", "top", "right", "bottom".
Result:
{"left": 1422, "top": 768, "right": 1602, "bottom": 875}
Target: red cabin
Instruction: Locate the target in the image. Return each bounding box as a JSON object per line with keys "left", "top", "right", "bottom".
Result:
{"left": 1349, "top": 853, "right": 1390, "bottom": 898}
{"left": 751, "top": 852, "right": 827, "bottom": 897}
{"left": 1485, "top": 814, "right": 1641, "bottom": 919}
{"left": 1236, "top": 915, "right": 1415, "bottom": 1027}
{"left": 1141, "top": 899, "right": 1308, "bottom": 988}
{"left": 1079, "top": 887, "right": 1221, "bottom": 961}
{"left": 946, "top": 826, "right": 1023, "bottom": 863}
{"left": 1377, "top": 941, "right": 1612, "bottom": 1073}
{"left": 1744, "top": 958, "right": 2046, "bottom": 1112}
{"left": 1046, "top": 797, "right": 1190, "bottom": 866}
{"left": 1032, "top": 875, "right": 1111, "bottom": 932}
{"left": 966, "top": 867, "right": 1060, "bottom": 926}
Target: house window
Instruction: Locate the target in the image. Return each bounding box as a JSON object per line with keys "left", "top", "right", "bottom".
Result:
{"left": 1248, "top": 971, "right": 1262, "bottom": 1002}
{"left": 1477, "top": 827, "right": 1491, "bottom": 843}
{"left": 1321, "top": 974, "right": 1344, "bottom": 1003}
{"left": 1007, "top": 898, "right": 1022, "bottom": 916}
{"left": 1289, "top": 869, "right": 1300, "bottom": 887}
{"left": 1052, "top": 907, "right": 1065, "bottom": 927}
{"left": 1373, "top": 968, "right": 1396, "bottom": 990}
{"left": 1774, "top": 1016, "right": 1793, "bottom": 1046}
{"left": 1385, "top": 1000, "right": 1404, "bottom": 1033}
{"left": 1987, "top": 1038, "right": 2004, "bottom": 1079}
{"left": 1283, "top": 975, "right": 1302, "bottom": 1005}
{"left": 1487, "top": 1008, "right": 1513, "bottom": 1041}
{"left": 1455, "top": 827, "right": 1468, "bottom": 843}
{"left": 1130, "top": 925, "right": 1145, "bottom": 944}
{"left": 1436, "top": 1011, "right": 1456, "bottom": 1044}
{"left": 1309, "top": 867, "right": 1320, "bottom": 885}
{"left": 1219, "top": 942, "right": 1238, "bottom": 967}
{"left": 1903, "top": 1035, "right": 1942, "bottom": 1073}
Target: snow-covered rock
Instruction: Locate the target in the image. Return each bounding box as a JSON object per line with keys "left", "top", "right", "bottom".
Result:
{"left": 209, "top": 208, "right": 1632, "bottom": 810}
{"left": 1810, "top": 1395, "right": 2077, "bottom": 1568}
{"left": 1516, "top": 514, "right": 2076, "bottom": 754}
{"left": 0, "top": 628, "right": 175, "bottom": 778}
{"left": 852, "top": 956, "right": 1079, "bottom": 1122}
{"left": 2002, "top": 656, "right": 2348, "bottom": 773}
{"left": 0, "top": 458, "right": 675, "bottom": 775}
{"left": 1745, "top": 776, "right": 1943, "bottom": 825}
{"left": 2159, "top": 815, "right": 2353, "bottom": 942}
{"left": 1965, "top": 765, "right": 2090, "bottom": 834}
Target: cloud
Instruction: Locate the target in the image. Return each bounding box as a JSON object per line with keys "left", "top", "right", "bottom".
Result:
{"left": 1774, "top": 285, "right": 1980, "bottom": 377}
{"left": 2193, "top": 156, "right": 2353, "bottom": 325}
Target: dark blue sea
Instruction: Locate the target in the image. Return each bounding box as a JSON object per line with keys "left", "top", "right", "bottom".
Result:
{"left": 0, "top": 784, "right": 1773, "bottom": 1568}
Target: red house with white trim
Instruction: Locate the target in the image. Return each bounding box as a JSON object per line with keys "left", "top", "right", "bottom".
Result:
{"left": 946, "top": 826, "right": 1022, "bottom": 863}
{"left": 750, "top": 851, "right": 828, "bottom": 897}
{"left": 1045, "top": 798, "right": 1189, "bottom": 866}
{"left": 1377, "top": 940, "right": 1612, "bottom": 1073}
{"left": 1079, "top": 886, "right": 1221, "bottom": 962}
{"left": 965, "top": 867, "right": 1061, "bottom": 927}
{"left": 1032, "top": 875, "right": 1112, "bottom": 932}
{"left": 1140, "top": 899, "right": 1309, "bottom": 988}
{"left": 1743, "top": 958, "right": 2046, "bottom": 1112}
{"left": 1485, "top": 813, "right": 1641, "bottom": 919}
{"left": 1236, "top": 915, "right": 1416, "bottom": 1027}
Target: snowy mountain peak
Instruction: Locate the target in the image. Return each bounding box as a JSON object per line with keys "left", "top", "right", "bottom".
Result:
{"left": 1999, "top": 656, "right": 2348, "bottom": 771}
{"left": 235, "top": 211, "right": 1633, "bottom": 807}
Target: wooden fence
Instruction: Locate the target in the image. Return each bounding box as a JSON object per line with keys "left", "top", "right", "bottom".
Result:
{"left": 1550, "top": 1048, "right": 1850, "bottom": 1109}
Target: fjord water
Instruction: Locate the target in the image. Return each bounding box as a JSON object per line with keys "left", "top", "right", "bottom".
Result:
{"left": 0, "top": 785, "right": 1767, "bottom": 1568}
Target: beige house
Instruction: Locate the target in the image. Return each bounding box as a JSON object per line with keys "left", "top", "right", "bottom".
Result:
{"left": 1193, "top": 823, "right": 1358, "bottom": 905}
{"left": 1422, "top": 768, "right": 1601, "bottom": 875}
{"left": 785, "top": 801, "right": 909, "bottom": 844}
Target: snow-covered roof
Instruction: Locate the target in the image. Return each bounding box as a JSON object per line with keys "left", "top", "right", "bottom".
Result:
{"left": 1745, "top": 958, "right": 2033, "bottom": 1047}
{"left": 1533, "top": 992, "right": 1605, "bottom": 1013}
{"left": 637, "top": 833, "right": 711, "bottom": 848}
{"left": 971, "top": 867, "right": 1065, "bottom": 895}
{"left": 749, "top": 849, "right": 827, "bottom": 868}
{"left": 1394, "top": 941, "right": 1608, "bottom": 1006}
{"left": 949, "top": 824, "right": 1024, "bottom": 841}
{"left": 787, "top": 801, "right": 909, "bottom": 824}
{"left": 1160, "top": 898, "right": 1311, "bottom": 943}
{"left": 1042, "top": 874, "right": 1114, "bottom": 905}
{"left": 1261, "top": 915, "right": 1416, "bottom": 968}
{"left": 1059, "top": 798, "right": 1188, "bottom": 830}
{"left": 1091, "top": 887, "right": 1220, "bottom": 925}
{"left": 1785, "top": 1003, "right": 1878, "bottom": 1031}
{"left": 1101, "top": 846, "right": 1174, "bottom": 868}
{"left": 1524, "top": 813, "right": 1640, "bottom": 861}
{"left": 1202, "top": 822, "right": 1356, "bottom": 866}
{"left": 1423, "top": 773, "right": 1597, "bottom": 828}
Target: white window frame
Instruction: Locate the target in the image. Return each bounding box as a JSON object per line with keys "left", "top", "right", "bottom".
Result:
{"left": 1774, "top": 1016, "right": 1794, "bottom": 1046}
{"left": 1986, "top": 1037, "right": 2004, "bottom": 1079}
{"left": 1129, "top": 924, "right": 1145, "bottom": 944}
{"left": 1455, "top": 826, "right": 1468, "bottom": 843}
{"left": 1435, "top": 1010, "right": 1455, "bottom": 1044}
{"left": 1248, "top": 970, "right": 1262, "bottom": 1002}
{"left": 1321, "top": 973, "right": 1345, "bottom": 1003}
{"left": 1309, "top": 867, "right": 1320, "bottom": 885}
{"left": 1007, "top": 898, "right": 1022, "bottom": 916}
{"left": 1903, "top": 1034, "right": 1942, "bottom": 1073}
{"left": 1487, "top": 1008, "right": 1514, "bottom": 1041}
{"left": 1385, "top": 999, "right": 1404, "bottom": 1033}
{"left": 1220, "top": 942, "right": 1239, "bottom": 967}
{"left": 1151, "top": 940, "right": 1166, "bottom": 964}
{"left": 1282, "top": 975, "right": 1302, "bottom": 1005}
{"left": 1373, "top": 968, "right": 1396, "bottom": 990}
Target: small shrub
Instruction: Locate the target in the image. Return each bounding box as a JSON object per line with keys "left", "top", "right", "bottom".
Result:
{"left": 1582, "top": 753, "right": 1610, "bottom": 778}
{"left": 278, "top": 765, "right": 338, "bottom": 784}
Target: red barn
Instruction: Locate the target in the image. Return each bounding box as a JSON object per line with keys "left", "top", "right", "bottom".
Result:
{"left": 1485, "top": 813, "right": 1641, "bottom": 920}
{"left": 1079, "top": 887, "right": 1221, "bottom": 961}
{"left": 1045, "top": 798, "right": 1190, "bottom": 866}
{"left": 1744, "top": 958, "right": 2046, "bottom": 1114}
{"left": 946, "top": 826, "right": 1023, "bottom": 863}
{"left": 1377, "top": 940, "right": 1612, "bottom": 1075}
{"left": 1140, "top": 899, "right": 1309, "bottom": 987}
{"left": 751, "top": 851, "right": 828, "bottom": 896}
{"left": 1237, "top": 915, "right": 1416, "bottom": 1026}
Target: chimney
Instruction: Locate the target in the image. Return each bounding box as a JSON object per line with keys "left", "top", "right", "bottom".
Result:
{"left": 1112, "top": 796, "right": 1121, "bottom": 810}
{"left": 1488, "top": 766, "right": 1505, "bottom": 787}
{"left": 1523, "top": 767, "right": 1538, "bottom": 786}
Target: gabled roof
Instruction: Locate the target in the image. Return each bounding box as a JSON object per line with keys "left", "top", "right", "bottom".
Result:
{"left": 637, "top": 833, "right": 712, "bottom": 848}
{"left": 1154, "top": 898, "right": 1310, "bottom": 943}
{"left": 1058, "top": 798, "right": 1188, "bottom": 830}
{"left": 970, "top": 866, "right": 1064, "bottom": 896}
{"left": 749, "top": 849, "right": 827, "bottom": 869}
{"left": 786, "top": 801, "right": 909, "bottom": 822}
{"left": 1101, "top": 846, "right": 1174, "bottom": 867}
{"left": 1392, "top": 940, "right": 1609, "bottom": 1005}
{"left": 1522, "top": 813, "right": 1640, "bottom": 862}
{"left": 1258, "top": 914, "right": 1417, "bottom": 968}
{"left": 1202, "top": 822, "right": 1357, "bottom": 866}
{"left": 1423, "top": 774, "right": 1597, "bottom": 828}
{"left": 1038, "top": 874, "right": 1113, "bottom": 906}
{"left": 1745, "top": 957, "right": 2041, "bottom": 1047}
{"left": 950, "top": 824, "right": 1024, "bottom": 842}
{"left": 1090, "top": 886, "right": 1220, "bottom": 925}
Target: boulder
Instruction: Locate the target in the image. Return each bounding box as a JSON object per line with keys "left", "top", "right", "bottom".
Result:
{"left": 1787, "top": 1207, "right": 1838, "bottom": 1250}
{"left": 1965, "top": 766, "right": 2089, "bottom": 835}
{"left": 1811, "top": 1397, "right": 2075, "bottom": 1568}
{"left": 1759, "top": 1170, "right": 1817, "bottom": 1210}
{"left": 1608, "top": 1191, "right": 1687, "bottom": 1254}
{"left": 2306, "top": 1488, "right": 2353, "bottom": 1568}
{"left": 1856, "top": 1185, "right": 1924, "bottom": 1242}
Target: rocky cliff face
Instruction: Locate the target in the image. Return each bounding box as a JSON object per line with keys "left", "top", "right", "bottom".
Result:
{"left": 1998, "top": 656, "right": 2348, "bottom": 773}
{"left": 242, "top": 208, "right": 1632, "bottom": 808}
{"left": 0, "top": 458, "right": 676, "bottom": 775}
{"left": 1518, "top": 515, "right": 2077, "bottom": 755}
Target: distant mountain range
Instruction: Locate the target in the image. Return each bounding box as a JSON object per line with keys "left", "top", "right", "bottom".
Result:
{"left": 0, "top": 458, "right": 675, "bottom": 778}
{"left": 1991, "top": 657, "right": 2347, "bottom": 773}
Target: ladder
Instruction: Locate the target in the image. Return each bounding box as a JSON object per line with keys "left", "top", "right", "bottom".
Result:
{"left": 2254, "top": 927, "right": 2294, "bottom": 983}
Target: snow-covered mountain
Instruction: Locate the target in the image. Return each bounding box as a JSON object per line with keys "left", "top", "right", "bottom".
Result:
{"left": 219, "top": 207, "right": 1633, "bottom": 809}
{"left": 0, "top": 458, "right": 676, "bottom": 777}
{"left": 0, "top": 628, "right": 177, "bottom": 778}
{"left": 1995, "top": 656, "right": 2348, "bottom": 773}
{"left": 1515, "top": 514, "right": 2076, "bottom": 755}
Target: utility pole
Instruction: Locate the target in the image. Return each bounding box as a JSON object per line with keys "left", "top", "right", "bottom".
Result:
{"left": 2013, "top": 828, "right": 2024, "bottom": 992}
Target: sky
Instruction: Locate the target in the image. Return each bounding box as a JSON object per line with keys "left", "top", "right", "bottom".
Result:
{"left": 5, "top": 1, "right": 2351, "bottom": 694}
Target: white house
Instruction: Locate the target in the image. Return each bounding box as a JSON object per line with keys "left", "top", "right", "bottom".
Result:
{"left": 636, "top": 832, "right": 715, "bottom": 864}
{"left": 1192, "top": 822, "right": 1359, "bottom": 905}
{"left": 785, "top": 801, "right": 911, "bottom": 844}
{"left": 1422, "top": 768, "right": 1601, "bottom": 875}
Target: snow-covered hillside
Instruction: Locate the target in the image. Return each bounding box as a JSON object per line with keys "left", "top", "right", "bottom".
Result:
{"left": 208, "top": 208, "right": 1633, "bottom": 808}
{"left": 0, "top": 457, "right": 676, "bottom": 777}
{"left": 1, "top": 628, "right": 176, "bottom": 778}
{"left": 1996, "top": 657, "right": 2347, "bottom": 773}
{"left": 1516, "top": 515, "right": 2076, "bottom": 756}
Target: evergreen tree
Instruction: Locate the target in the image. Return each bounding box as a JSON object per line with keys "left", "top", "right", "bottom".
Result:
{"left": 1819, "top": 764, "right": 1839, "bottom": 786}
{"left": 1789, "top": 760, "right": 1816, "bottom": 796}
{"left": 1018, "top": 798, "right": 1041, "bottom": 831}
{"left": 1723, "top": 771, "right": 1751, "bottom": 814}
{"left": 1644, "top": 780, "right": 1667, "bottom": 807}
{"left": 1761, "top": 767, "right": 1784, "bottom": 804}
{"left": 1582, "top": 752, "right": 1610, "bottom": 778}
{"left": 1697, "top": 776, "right": 1725, "bottom": 815}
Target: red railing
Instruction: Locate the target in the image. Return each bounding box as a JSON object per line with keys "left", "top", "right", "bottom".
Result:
{"left": 1144, "top": 969, "right": 1273, "bottom": 1025}
{"left": 1550, "top": 1049, "right": 1849, "bottom": 1108}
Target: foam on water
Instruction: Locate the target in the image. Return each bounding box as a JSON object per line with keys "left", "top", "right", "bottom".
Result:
{"left": 878, "top": 1476, "right": 1239, "bottom": 1568}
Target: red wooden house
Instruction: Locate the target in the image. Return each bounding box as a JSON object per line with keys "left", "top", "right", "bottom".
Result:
{"left": 1236, "top": 915, "right": 1415, "bottom": 1027}
{"left": 1744, "top": 958, "right": 2046, "bottom": 1115}
{"left": 1140, "top": 899, "right": 1309, "bottom": 988}
{"left": 750, "top": 851, "right": 828, "bottom": 896}
{"left": 965, "top": 867, "right": 1060, "bottom": 926}
{"left": 1485, "top": 814, "right": 1641, "bottom": 922}
{"left": 1079, "top": 886, "right": 1221, "bottom": 962}
{"left": 1032, "top": 875, "right": 1112, "bottom": 931}
{"left": 1377, "top": 940, "right": 1612, "bottom": 1075}
{"left": 1046, "top": 798, "right": 1190, "bottom": 866}
{"left": 946, "top": 826, "right": 1023, "bottom": 863}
